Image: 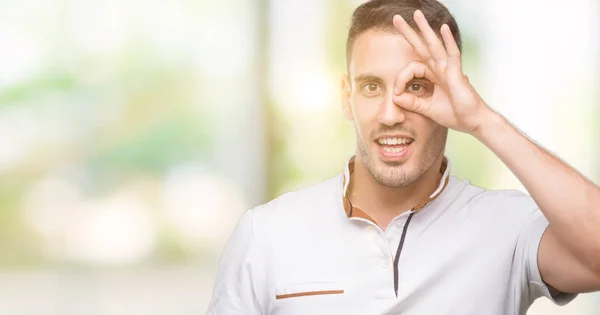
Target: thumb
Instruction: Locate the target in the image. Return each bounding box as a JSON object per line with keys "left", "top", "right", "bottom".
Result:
{"left": 393, "top": 93, "right": 431, "bottom": 116}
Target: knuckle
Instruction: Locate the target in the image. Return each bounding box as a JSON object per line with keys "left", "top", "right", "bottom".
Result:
{"left": 418, "top": 48, "right": 431, "bottom": 58}
{"left": 407, "top": 60, "right": 420, "bottom": 67}
{"left": 437, "top": 60, "right": 448, "bottom": 70}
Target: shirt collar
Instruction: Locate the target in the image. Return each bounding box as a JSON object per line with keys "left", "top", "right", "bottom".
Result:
{"left": 341, "top": 156, "right": 451, "bottom": 221}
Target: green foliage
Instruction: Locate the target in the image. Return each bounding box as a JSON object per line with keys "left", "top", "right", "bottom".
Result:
{"left": 0, "top": 72, "right": 80, "bottom": 106}
{"left": 88, "top": 113, "right": 211, "bottom": 174}
{"left": 0, "top": 190, "right": 45, "bottom": 267}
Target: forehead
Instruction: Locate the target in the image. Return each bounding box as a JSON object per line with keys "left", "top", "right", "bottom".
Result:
{"left": 349, "top": 29, "right": 420, "bottom": 80}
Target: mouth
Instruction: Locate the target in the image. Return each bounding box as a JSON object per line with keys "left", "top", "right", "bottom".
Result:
{"left": 375, "top": 136, "right": 414, "bottom": 162}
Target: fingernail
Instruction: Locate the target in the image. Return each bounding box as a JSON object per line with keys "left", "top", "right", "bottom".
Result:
{"left": 394, "top": 86, "right": 400, "bottom": 95}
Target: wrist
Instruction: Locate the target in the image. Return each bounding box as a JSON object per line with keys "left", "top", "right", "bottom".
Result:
{"left": 471, "top": 108, "right": 506, "bottom": 142}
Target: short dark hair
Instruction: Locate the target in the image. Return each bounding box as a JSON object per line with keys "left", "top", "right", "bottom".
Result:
{"left": 346, "top": 0, "right": 462, "bottom": 67}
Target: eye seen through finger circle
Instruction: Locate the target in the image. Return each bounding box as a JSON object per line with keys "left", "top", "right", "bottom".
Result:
{"left": 405, "top": 79, "right": 434, "bottom": 98}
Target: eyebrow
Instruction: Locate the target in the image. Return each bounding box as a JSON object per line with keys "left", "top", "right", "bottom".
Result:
{"left": 353, "top": 74, "right": 385, "bottom": 85}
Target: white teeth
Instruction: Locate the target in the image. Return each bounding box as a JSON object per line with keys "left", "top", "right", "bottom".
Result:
{"left": 383, "top": 147, "right": 403, "bottom": 153}
{"left": 378, "top": 137, "right": 412, "bottom": 145}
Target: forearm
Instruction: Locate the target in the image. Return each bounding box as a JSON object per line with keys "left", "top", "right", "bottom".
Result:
{"left": 473, "top": 109, "right": 600, "bottom": 268}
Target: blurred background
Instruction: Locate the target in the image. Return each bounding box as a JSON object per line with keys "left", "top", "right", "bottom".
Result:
{"left": 0, "top": 0, "right": 598, "bottom": 314}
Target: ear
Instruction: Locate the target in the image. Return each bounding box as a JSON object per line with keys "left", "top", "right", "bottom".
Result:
{"left": 341, "top": 74, "right": 354, "bottom": 120}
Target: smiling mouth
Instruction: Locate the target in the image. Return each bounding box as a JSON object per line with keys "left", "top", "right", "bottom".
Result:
{"left": 374, "top": 136, "right": 415, "bottom": 162}
{"left": 376, "top": 136, "right": 414, "bottom": 152}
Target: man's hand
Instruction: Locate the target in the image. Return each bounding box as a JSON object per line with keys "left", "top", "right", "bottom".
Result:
{"left": 392, "top": 10, "right": 490, "bottom": 135}
{"left": 391, "top": 10, "right": 600, "bottom": 295}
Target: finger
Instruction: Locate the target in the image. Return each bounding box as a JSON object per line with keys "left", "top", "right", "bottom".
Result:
{"left": 393, "top": 92, "right": 431, "bottom": 116}
{"left": 441, "top": 24, "right": 462, "bottom": 74}
{"left": 441, "top": 24, "right": 460, "bottom": 58}
{"left": 393, "top": 60, "right": 439, "bottom": 95}
{"left": 413, "top": 10, "right": 448, "bottom": 63}
{"left": 392, "top": 14, "right": 432, "bottom": 63}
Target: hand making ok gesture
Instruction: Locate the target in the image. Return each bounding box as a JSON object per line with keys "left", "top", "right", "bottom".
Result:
{"left": 392, "top": 10, "right": 492, "bottom": 134}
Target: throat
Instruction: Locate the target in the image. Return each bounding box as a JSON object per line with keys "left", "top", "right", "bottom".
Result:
{"left": 347, "top": 155, "right": 446, "bottom": 227}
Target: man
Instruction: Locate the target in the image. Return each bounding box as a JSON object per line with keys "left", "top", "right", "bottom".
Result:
{"left": 207, "top": 0, "right": 600, "bottom": 314}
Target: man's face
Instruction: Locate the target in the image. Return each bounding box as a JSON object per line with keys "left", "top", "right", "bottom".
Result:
{"left": 342, "top": 29, "right": 447, "bottom": 188}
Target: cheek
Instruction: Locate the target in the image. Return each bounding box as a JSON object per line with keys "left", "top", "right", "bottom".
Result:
{"left": 410, "top": 113, "right": 443, "bottom": 140}
{"left": 351, "top": 95, "right": 380, "bottom": 123}
{"left": 351, "top": 96, "right": 380, "bottom": 138}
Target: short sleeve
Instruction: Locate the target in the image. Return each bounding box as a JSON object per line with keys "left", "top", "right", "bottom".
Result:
{"left": 207, "top": 209, "right": 263, "bottom": 315}
{"left": 515, "top": 209, "right": 577, "bottom": 306}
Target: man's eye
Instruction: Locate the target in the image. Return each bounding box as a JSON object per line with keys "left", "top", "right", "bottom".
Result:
{"left": 361, "top": 83, "right": 382, "bottom": 96}
{"left": 405, "top": 81, "right": 433, "bottom": 98}
{"left": 408, "top": 83, "right": 423, "bottom": 92}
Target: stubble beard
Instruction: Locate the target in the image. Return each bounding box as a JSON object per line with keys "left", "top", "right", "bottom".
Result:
{"left": 356, "top": 126, "right": 447, "bottom": 188}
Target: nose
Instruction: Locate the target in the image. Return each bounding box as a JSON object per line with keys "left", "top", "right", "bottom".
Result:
{"left": 377, "top": 91, "right": 406, "bottom": 126}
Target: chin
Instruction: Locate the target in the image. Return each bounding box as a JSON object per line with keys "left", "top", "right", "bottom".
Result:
{"left": 368, "top": 158, "right": 414, "bottom": 186}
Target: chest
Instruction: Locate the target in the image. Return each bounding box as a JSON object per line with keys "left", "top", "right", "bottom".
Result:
{"left": 264, "top": 215, "right": 520, "bottom": 315}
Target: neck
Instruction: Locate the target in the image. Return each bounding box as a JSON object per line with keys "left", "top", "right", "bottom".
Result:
{"left": 349, "top": 154, "right": 444, "bottom": 222}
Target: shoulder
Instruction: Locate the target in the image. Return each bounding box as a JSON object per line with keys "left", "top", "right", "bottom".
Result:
{"left": 253, "top": 174, "right": 341, "bottom": 212}
{"left": 238, "top": 175, "right": 345, "bottom": 254}
{"left": 446, "top": 176, "right": 540, "bottom": 222}
{"left": 473, "top": 186, "right": 538, "bottom": 214}
{"left": 248, "top": 174, "right": 344, "bottom": 228}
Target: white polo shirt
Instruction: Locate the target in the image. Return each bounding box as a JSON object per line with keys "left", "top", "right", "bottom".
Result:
{"left": 207, "top": 157, "right": 576, "bottom": 315}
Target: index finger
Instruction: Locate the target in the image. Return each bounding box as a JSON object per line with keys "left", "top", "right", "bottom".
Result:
{"left": 413, "top": 10, "right": 448, "bottom": 62}
{"left": 392, "top": 14, "right": 432, "bottom": 62}
{"left": 394, "top": 60, "right": 439, "bottom": 95}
